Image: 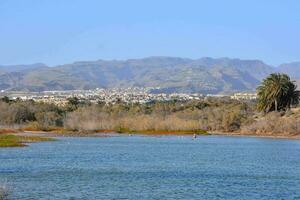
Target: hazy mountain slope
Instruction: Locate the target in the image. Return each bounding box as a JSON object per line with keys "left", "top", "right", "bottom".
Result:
{"left": 279, "top": 62, "right": 300, "bottom": 87}
{"left": 279, "top": 62, "right": 300, "bottom": 78}
{"left": 0, "top": 63, "right": 47, "bottom": 73}
{"left": 0, "top": 56, "right": 293, "bottom": 94}
{"left": 0, "top": 72, "right": 23, "bottom": 90}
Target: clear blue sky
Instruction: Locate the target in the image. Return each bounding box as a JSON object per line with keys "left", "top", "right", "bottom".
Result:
{"left": 0, "top": 0, "right": 299, "bottom": 66}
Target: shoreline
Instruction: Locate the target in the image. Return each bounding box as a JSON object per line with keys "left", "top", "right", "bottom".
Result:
{"left": 209, "top": 131, "right": 300, "bottom": 140}
{"left": 20, "top": 130, "right": 300, "bottom": 140}
{"left": 1, "top": 129, "right": 300, "bottom": 141}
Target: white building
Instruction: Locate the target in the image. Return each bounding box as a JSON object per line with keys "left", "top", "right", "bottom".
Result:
{"left": 230, "top": 92, "right": 257, "bottom": 100}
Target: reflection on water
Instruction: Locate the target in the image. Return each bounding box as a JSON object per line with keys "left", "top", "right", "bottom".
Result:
{"left": 0, "top": 135, "right": 300, "bottom": 199}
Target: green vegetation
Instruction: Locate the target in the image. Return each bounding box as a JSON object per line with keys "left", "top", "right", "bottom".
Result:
{"left": 257, "top": 73, "right": 300, "bottom": 112}
{"left": 0, "top": 96, "right": 252, "bottom": 134}
{"left": 64, "top": 98, "right": 252, "bottom": 134}
{"left": 0, "top": 135, "right": 25, "bottom": 147}
{"left": 0, "top": 97, "right": 64, "bottom": 128}
{"left": 0, "top": 134, "right": 56, "bottom": 147}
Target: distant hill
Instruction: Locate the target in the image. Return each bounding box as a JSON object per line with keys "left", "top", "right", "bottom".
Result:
{"left": 279, "top": 62, "right": 300, "bottom": 87}
{"left": 0, "top": 57, "right": 299, "bottom": 94}
{"left": 279, "top": 62, "right": 300, "bottom": 78}
{"left": 0, "top": 63, "right": 47, "bottom": 73}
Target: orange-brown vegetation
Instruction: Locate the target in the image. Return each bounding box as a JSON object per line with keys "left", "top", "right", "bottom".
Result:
{"left": 0, "top": 128, "right": 18, "bottom": 134}
{"left": 0, "top": 97, "right": 299, "bottom": 137}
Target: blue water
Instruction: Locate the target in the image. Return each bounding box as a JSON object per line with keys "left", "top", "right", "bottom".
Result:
{"left": 1, "top": 135, "right": 300, "bottom": 200}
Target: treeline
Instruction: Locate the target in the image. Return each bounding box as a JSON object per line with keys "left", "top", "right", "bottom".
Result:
{"left": 0, "top": 96, "right": 299, "bottom": 135}
{"left": 0, "top": 99, "right": 64, "bottom": 129}
{"left": 64, "top": 98, "right": 254, "bottom": 133}
{"left": 0, "top": 97, "right": 253, "bottom": 133}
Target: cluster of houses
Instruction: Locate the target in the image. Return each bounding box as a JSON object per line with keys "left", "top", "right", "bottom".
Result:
{"left": 1, "top": 88, "right": 257, "bottom": 106}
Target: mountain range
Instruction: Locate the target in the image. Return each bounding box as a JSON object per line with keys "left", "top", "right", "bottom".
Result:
{"left": 0, "top": 57, "right": 300, "bottom": 94}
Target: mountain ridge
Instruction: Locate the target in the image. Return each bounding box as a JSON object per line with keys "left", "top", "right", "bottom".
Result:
{"left": 0, "top": 57, "right": 299, "bottom": 94}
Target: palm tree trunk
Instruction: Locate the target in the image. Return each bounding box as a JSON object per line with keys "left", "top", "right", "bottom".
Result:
{"left": 287, "top": 100, "right": 291, "bottom": 110}
{"left": 275, "top": 99, "right": 278, "bottom": 112}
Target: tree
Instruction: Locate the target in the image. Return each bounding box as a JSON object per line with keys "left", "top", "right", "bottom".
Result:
{"left": 257, "top": 73, "right": 300, "bottom": 113}
{"left": 0, "top": 96, "right": 10, "bottom": 103}
{"left": 67, "top": 97, "right": 80, "bottom": 111}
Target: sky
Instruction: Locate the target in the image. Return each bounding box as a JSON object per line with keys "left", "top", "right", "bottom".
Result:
{"left": 0, "top": 0, "right": 300, "bottom": 66}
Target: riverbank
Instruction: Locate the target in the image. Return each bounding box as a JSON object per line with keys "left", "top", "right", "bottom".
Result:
{"left": 28, "top": 127, "right": 300, "bottom": 139}
{"left": 210, "top": 131, "right": 300, "bottom": 140}
{"left": 1, "top": 128, "right": 299, "bottom": 144}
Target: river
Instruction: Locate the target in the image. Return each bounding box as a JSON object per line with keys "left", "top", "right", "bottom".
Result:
{"left": 1, "top": 135, "right": 300, "bottom": 199}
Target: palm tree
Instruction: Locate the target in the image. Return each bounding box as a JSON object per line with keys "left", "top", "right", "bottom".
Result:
{"left": 284, "top": 81, "right": 300, "bottom": 109}
{"left": 257, "top": 73, "right": 299, "bottom": 113}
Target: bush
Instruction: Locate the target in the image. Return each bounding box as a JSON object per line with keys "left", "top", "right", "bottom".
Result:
{"left": 0, "top": 98, "right": 299, "bottom": 136}
{"left": 241, "top": 111, "right": 300, "bottom": 135}
{"left": 64, "top": 99, "right": 254, "bottom": 133}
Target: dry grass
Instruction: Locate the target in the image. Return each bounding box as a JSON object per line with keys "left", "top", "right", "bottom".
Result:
{"left": 21, "top": 122, "right": 56, "bottom": 132}
{"left": 64, "top": 113, "right": 209, "bottom": 135}
{"left": 241, "top": 111, "right": 300, "bottom": 136}
{"left": 1, "top": 99, "right": 298, "bottom": 137}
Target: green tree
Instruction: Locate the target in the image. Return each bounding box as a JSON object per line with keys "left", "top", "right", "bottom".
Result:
{"left": 257, "top": 73, "right": 299, "bottom": 112}
{"left": 67, "top": 97, "right": 80, "bottom": 111}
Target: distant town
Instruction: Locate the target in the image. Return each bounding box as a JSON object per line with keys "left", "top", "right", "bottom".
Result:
{"left": 0, "top": 87, "right": 257, "bottom": 106}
